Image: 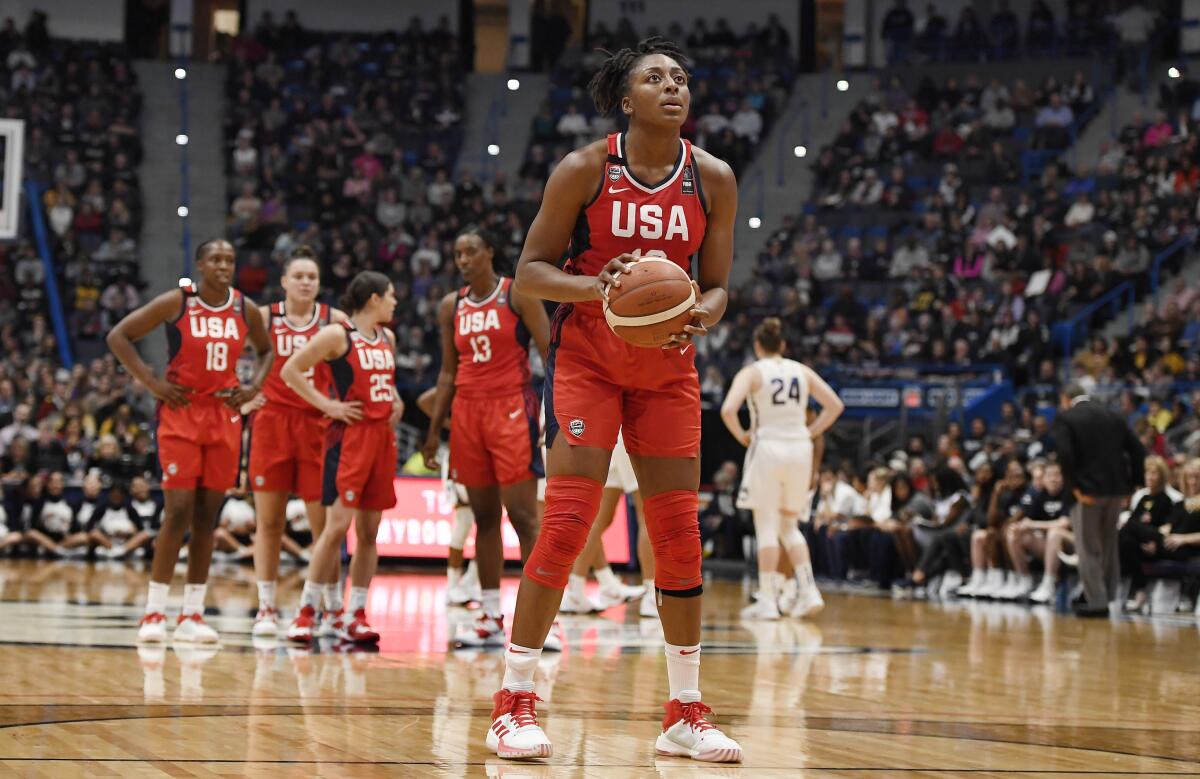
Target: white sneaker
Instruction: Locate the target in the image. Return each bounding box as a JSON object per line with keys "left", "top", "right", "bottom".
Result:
{"left": 976, "top": 569, "right": 1007, "bottom": 599}
{"left": 740, "top": 598, "right": 781, "bottom": 620}
{"left": 173, "top": 613, "right": 219, "bottom": 644}
{"left": 558, "top": 588, "right": 597, "bottom": 614}
{"left": 1029, "top": 577, "right": 1057, "bottom": 604}
{"left": 447, "top": 577, "right": 481, "bottom": 606}
{"left": 589, "top": 587, "right": 626, "bottom": 611}
{"left": 600, "top": 580, "right": 645, "bottom": 603}
{"left": 137, "top": 612, "right": 168, "bottom": 643}
{"left": 542, "top": 621, "right": 565, "bottom": 653}
{"left": 655, "top": 700, "right": 743, "bottom": 763}
{"left": 778, "top": 578, "right": 799, "bottom": 614}
{"left": 486, "top": 689, "right": 552, "bottom": 759}
{"left": 789, "top": 587, "right": 825, "bottom": 619}
{"left": 640, "top": 588, "right": 658, "bottom": 619}
{"left": 957, "top": 569, "right": 987, "bottom": 598}
{"left": 1058, "top": 551, "right": 1079, "bottom": 568}
{"left": 997, "top": 574, "right": 1032, "bottom": 601}
{"left": 455, "top": 614, "right": 506, "bottom": 649}
{"left": 317, "top": 609, "right": 344, "bottom": 638}
{"left": 252, "top": 608, "right": 279, "bottom": 636}
{"left": 939, "top": 570, "right": 964, "bottom": 599}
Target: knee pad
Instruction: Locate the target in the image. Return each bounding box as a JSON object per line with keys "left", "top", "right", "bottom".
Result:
{"left": 449, "top": 505, "right": 474, "bottom": 549}
{"left": 523, "top": 476, "right": 603, "bottom": 589}
{"left": 644, "top": 490, "right": 703, "bottom": 597}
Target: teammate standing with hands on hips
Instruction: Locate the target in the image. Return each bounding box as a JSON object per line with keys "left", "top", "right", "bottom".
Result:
{"left": 487, "top": 37, "right": 743, "bottom": 763}
{"left": 281, "top": 271, "right": 401, "bottom": 645}
{"left": 107, "top": 239, "right": 273, "bottom": 644}
{"left": 721, "top": 317, "right": 844, "bottom": 620}
{"left": 421, "top": 226, "right": 554, "bottom": 649}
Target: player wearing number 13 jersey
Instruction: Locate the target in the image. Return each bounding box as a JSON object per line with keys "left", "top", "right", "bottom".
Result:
{"left": 107, "top": 239, "right": 273, "bottom": 645}
{"left": 422, "top": 226, "right": 552, "bottom": 650}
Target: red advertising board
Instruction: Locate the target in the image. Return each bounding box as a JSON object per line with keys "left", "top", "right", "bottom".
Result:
{"left": 347, "top": 477, "right": 631, "bottom": 562}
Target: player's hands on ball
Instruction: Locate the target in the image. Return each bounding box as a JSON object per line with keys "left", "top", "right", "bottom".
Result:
{"left": 150, "top": 377, "right": 192, "bottom": 408}
{"left": 663, "top": 281, "right": 709, "bottom": 350}
{"left": 595, "top": 253, "right": 636, "bottom": 302}
{"left": 323, "top": 398, "right": 364, "bottom": 424}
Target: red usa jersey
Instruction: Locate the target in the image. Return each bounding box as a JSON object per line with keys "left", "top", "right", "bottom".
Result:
{"left": 565, "top": 132, "right": 708, "bottom": 314}
{"left": 454, "top": 277, "right": 531, "bottom": 399}
{"left": 262, "top": 301, "right": 333, "bottom": 412}
{"left": 165, "top": 285, "right": 248, "bottom": 397}
{"left": 327, "top": 321, "right": 395, "bottom": 422}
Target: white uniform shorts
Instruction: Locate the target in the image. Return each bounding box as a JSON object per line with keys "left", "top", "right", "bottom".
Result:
{"left": 537, "top": 431, "right": 638, "bottom": 500}
{"left": 736, "top": 437, "right": 814, "bottom": 516}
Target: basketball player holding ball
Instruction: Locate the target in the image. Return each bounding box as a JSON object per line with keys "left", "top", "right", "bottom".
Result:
{"left": 282, "top": 271, "right": 400, "bottom": 646}
{"left": 107, "top": 239, "right": 273, "bottom": 644}
{"left": 421, "top": 226, "right": 555, "bottom": 649}
{"left": 247, "top": 246, "right": 346, "bottom": 637}
{"left": 487, "top": 38, "right": 742, "bottom": 763}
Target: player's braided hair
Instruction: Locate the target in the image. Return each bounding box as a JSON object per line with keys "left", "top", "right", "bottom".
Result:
{"left": 457, "top": 225, "right": 510, "bottom": 276}
{"left": 588, "top": 36, "right": 691, "bottom": 117}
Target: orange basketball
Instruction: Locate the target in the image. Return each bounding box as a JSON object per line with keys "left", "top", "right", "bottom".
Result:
{"left": 603, "top": 258, "right": 696, "bottom": 348}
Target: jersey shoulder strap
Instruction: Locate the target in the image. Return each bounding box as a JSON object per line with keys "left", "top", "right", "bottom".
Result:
{"left": 318, "top": 303, "right": 330, "bottom": 327}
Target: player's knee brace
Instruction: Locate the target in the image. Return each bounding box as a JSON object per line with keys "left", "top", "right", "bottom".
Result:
{"left": 449, "top": 505, "right": 474, "bottom": 549}
{"left": 644, "top": 490, "right": 703, "bottom": 597}
{"left": 523, "top": 476, "right": 603, "bottom": 589}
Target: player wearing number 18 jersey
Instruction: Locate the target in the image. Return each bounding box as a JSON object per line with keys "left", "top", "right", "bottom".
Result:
{"left": 107, "top": 239, "right": 273, "bottom": 644}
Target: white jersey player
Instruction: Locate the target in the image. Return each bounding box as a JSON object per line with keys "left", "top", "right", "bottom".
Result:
{"left": 720, "top": 317, "right": 844, "bottom": 620}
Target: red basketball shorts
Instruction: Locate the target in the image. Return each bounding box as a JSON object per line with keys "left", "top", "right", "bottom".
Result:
{"left": 322, "top": 420, "right": 398, "bottom": 511}
{"left": 248, "top": 404, "right": 328, "bottom": 501}
{"left": 545, "top": 304, "right": 700, "bottom": 458}
{"left": 450, "top": 387, "right": 543, "bottom": 488}
{"left": 157, "top": 398, "right": 243, "bottom": 492}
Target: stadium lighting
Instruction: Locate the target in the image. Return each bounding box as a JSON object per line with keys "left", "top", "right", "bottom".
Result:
{"left": 177, "top": 205, "right": 189, "bottom": 217}
{"left": 1169, "top": 66, "right": 1181, "bottom": 79}
{"left": 174, "top": 67, "right": 187, "bottom": 79}
{"left": 487, "top": 144, "right": 500, "bottom": 156}
{"left": 507, "top": 78, "right": 520, "bottom": 91}
{"left": 748, "top": 217, "right": 762, "bottom": 229}
{"left": 836, "top": 79, "right": 849, "bottom": 92}
{"left": 179, "top": 277, "right": 192, "bottom": 287}
{"left": 794, "top": 145, "right": 807, "bottom": 158}
{"left": 175, "top": 134, "right": 188, "bottom": 145}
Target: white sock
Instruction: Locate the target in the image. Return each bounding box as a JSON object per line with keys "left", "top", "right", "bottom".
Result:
{"left": 145, "top": 581, "right": 169, "bottom": 615}
{"left": 301, "top": 581, "right": 322, "bottom": 609}
{"left": 795, "top": 560, "right": 816, "bottom": 591}
{"left": 447, "top": 564, "right": 462, "bottom": 588}
{"left": 322, "top": 583, "right": 343, "bottom": 612}
{"left": 502, "top": 643, "right": 542, "bottom": 693}
{"left": 664, "top": 642, "right": 701, "bottom": 702}
{"left": 482, "top": 588, "right": 501, "bottom": 618}
{"left": 642, "top": 579, "right": 655, "bottom": 597}
{"left": 594, "top": 566, "right": 619, "bottom": 590}
{"left": 567, "top": 574, "right": 586, "bottom": 596}
{"left": 349, "top": 586, "right": 368, "bottom": 613}
{"left": 256, "top": 580, "right": 276, "bottom": 610}
{"left": 182, "top": 583, "right": 207, "bottom": 616}
{"left": 759, "top": 569, "right": 779, "bottom": 602}
{"left": 1042, "top": 573, "right": 1057, "bottom": 587}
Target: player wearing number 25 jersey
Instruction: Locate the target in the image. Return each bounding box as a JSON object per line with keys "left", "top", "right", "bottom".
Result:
{"left": 158, "top": 282, "right": 250, "bottom": 491}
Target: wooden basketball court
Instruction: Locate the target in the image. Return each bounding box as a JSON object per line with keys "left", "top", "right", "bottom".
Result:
{"left": 0, "top": 559, "right": 1196, "bottom": 777}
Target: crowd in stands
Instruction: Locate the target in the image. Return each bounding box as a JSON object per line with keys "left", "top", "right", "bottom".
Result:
{"left": 526, "top": 16, "right": 795, "bottom": 177}
{"left": 0, "top": 12, "right": 160, "bottom": 545}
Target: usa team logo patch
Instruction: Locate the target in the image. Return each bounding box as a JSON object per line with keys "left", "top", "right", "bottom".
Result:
{"left": 607, "top": 165, "right": 621, "bottom": 181}
{"left": 255, "top": 476, "right": 264, "bottom": 487}
{"left": 167, "top": 463, "right": 178, "bottom": 475}
{"left": 345, "top": 490, "right": 355, "bottom": 502}
{"left": 568, "top": 419, "right": 586, "bottom": 437}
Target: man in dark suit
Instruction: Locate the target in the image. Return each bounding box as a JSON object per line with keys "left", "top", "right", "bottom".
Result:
{"left": 1053, "top": 384, "right": 1146, "bottom": 616}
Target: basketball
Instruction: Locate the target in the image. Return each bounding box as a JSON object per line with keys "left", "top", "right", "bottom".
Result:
{"left": 603, "top": 258, "right": 697, "bottom": 347}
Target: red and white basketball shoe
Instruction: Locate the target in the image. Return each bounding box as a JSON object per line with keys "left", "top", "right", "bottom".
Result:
{"left": 341, "top": 608, "right": 380, "bottom": 645}
{"left": 173, "top": 613, "right": 219, "bottom": 644}
{"left": 655, "top": 700, "right": 743, "bottom": 763}
{"left": 541, "top": 621, "right": 565, "bottom": 653}
{"left": 318, "top": 609, "right": 345, "bottom": 638}
{"left": 486, "top": 689, "right": 552, "bottom": 759}
{"left": 287, "top": 605, "right": 317, "bottom": 643}
{"left": 137, "top": 612, "right": 168, "bottom": 643}
{"left": 454, "top": 614, "right": 506, "bottom": 649}
{"left": 252, "top": 607, "right": 279, "bottom": 636}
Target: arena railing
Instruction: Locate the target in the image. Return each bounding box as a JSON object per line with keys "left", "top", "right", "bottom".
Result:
{"left": 1054, "top": 280, "right": 1136, "bottom": 379}
{"left": 1149, "top": 234, "right": 1198, "bottom": 309}
{"left": 23, "top": 180, "right": 74, "bottom": 368}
